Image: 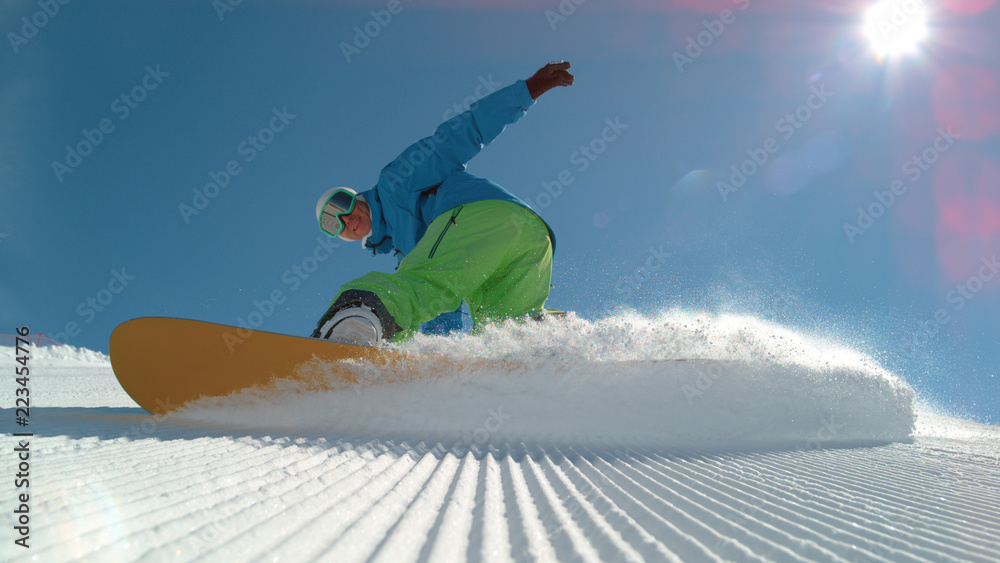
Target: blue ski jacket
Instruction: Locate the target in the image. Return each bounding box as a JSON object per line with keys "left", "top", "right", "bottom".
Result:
{"left": 359, "top": 79, "right": 556, "bottom": 257}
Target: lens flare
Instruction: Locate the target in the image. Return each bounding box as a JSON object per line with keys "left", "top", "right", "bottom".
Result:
{"left": 864, "top": 0, "right": 929, "bottom": 56}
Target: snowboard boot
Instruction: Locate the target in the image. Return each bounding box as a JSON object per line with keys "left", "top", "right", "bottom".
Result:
{"left": 312, "top": 289, "right": 402, "bottom": 347}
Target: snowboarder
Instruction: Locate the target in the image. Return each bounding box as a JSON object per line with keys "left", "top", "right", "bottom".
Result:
{"left": 312, "top": 61, "right": 574, "bottom": 346}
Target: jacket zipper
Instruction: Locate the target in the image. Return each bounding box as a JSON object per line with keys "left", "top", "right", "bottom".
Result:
{"left": 428, "top": 206, "right": 463, "bottom": 259}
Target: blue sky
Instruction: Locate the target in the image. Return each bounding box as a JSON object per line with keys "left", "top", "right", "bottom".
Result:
{"left": 2, "top": 0, "right": 998, "bottom": 422}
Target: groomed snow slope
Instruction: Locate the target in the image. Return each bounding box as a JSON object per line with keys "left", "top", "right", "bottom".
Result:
{"left": 2, "top": 313, "right": 999, "bottom": 562}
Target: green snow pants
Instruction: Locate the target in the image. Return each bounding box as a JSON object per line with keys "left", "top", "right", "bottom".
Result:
{"left": 335, "top": 199, "right": 553, "bottom": 339}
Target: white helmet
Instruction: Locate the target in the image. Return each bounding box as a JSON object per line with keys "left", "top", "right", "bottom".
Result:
{"left": 316, "top": 187, "right": 364, "bottom": 240}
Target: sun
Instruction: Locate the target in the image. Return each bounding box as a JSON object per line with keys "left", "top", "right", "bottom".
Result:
{"left": 864, "top": 0, "right": 929, "bottom": 57}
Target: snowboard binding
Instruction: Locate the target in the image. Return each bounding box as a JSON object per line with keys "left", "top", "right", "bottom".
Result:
{"left": 312, "top": 289, "right": 402, "bottom": 347}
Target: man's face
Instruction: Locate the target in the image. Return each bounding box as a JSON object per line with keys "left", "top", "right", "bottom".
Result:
{"left": 339, "top": 199, "right": 372, "bottom": 241}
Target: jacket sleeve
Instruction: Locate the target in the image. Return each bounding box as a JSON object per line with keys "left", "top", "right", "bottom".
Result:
{"left": 377, "top": 79, "right": 535, "bottom": 194}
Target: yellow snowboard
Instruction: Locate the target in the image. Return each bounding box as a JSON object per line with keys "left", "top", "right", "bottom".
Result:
{"left": 109, "top": 317, "right": 411, "bottom": 415}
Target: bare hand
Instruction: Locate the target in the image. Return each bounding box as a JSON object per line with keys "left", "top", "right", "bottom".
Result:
{"left": 526, "top": 61, "right": 574, "bottom": 100}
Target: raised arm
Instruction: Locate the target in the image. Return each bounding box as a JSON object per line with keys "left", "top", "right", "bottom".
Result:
{"left": 378, "top": 62, "right": 574, "bottom": 194}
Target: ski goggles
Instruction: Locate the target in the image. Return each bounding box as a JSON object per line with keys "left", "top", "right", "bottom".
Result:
{"left": 318, "top": 188, "right": 357, "bottom": 238}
